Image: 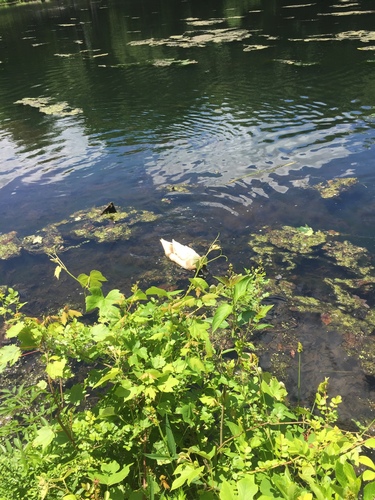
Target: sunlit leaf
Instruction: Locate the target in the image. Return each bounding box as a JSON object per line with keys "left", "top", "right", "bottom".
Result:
{"left": 212, "top": 303, "right": 232, "bottom": 333}
{"left": 5, "top": 321, "right": 25, "bottom": 339}
{"left": 46, "top": 357, "right": 67, "bottom": 380}
{"left": 32, "top": 425, "right": 55, "bottom": 450}
{"left": 0, "top": 344, "right": 22, "bottom": 372}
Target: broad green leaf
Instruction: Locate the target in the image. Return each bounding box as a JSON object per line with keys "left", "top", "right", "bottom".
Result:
{"left": 359, "top": 455, "right": 375, "bottom": 471}
{"left": 219, "top": 480, "right": 237, "bottom": 500}
{"left": 171, "top": 464, "right": 204, "bottom": 491}
{"left": 363, "top": 470, "right": 375, "bottom": 481}
{"left": 78, "top": 270, "right": 107, "bottom": 289}
{"left": 237, "top": 475, "right": 259, "bottom": 500}
{"left": 212, "top": 303, "right": 232, "bottom": 333}
{"left": 233, "top": 276, "right": 251, "bottom": 303}
{"left": 91, "top": 324, "right": 112, "bottom": 342}
{"left": 63, "top": 496, "right": 77, "bottom": 500}
{"left": 101, "top": 460, "right": 120, "bottom": 474}
{"left": 0, "top": 344, "right": 22, "bottom": 372}
{"left": 46, "top": 357, "right": 67, "bottom": 380}
{"left": 93, "top": 367, "right": 120, "bottom": 388}
{"left": 146, "top": 286, "right": 168, "bottom": 297}
{"left": 365, "top": 438, "right": 375, "bottom": 448}
{"left": 189, "top": 277, "right": 209, "bottom": 290}
{"left": 199, "top": 395, "right": 217, "bottom": 407}
{"left": 188, "top": 357, "right": 206, "bottom": 373}
{"left": 189, "top": 319, "right": 210, "bottom": 340}
{"left": 89, "top": 463, "right": 132, "bottom": 486}
{"left": 158, "top": 376, "right": 179, "bottom": 392}
{"left": 99, "top": 406, "right": 116, "bottom": 418}
{"left": 32, "top": 425, "right": 55, "bottom": 450}
{"left": 5, "top": 321, "right": 25, "bottom": 339}
{"left": 86, "top": 287, "right": 122, "bottom": 319}
{"left": 363, "top": 481, "right": 375, "bottom": 500}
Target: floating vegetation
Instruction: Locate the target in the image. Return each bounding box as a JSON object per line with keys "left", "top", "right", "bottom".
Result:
{"left": 22, "top": 225, "right": 64, "bottom": 254}
{"left": 0, "top": 232, "right": 21, "bottom": 260}
{"left": 243, "top": 45, "right": 270, "bottom": 52}
{"left": 152, "top": 58, "right": 198, "bottom": 67}
{"left": 336, "top": 30, "right": 375, "bottom": 42}
{"left": 58, "top": 206, "right": 159, "bottom": 244}
{"left": 14, "top": 97, "right": 82, "bottom": 117}
{"left": 273, "top": 59, "right": 319, "bottom": 66}
{"left": 54, "top": 53, "right": 77, "bottom": 58}
{"left": 318, "top": 10, "right": 375, "bottom": 16}
{"left": 358, "top": 46, "right": 375, "bottom": 51}
{"left": 128, "top": 28, "right": 251, "bottom": 49}
{"left": 0, "top": 205, "right": 159, "bottom": 259}
{"left": 163, "top": 183, "right": 191, "bottom": 193}
{"left": 185, "top": 18, "right": 225, "bottom": 26}
{"left": 314, "top": 177, "right": 358, "bottom": 198}
{"left": 322, "top": 240, "right": 373, "bottom": 276}
{"left": 249, "top": 224, "right": 375, "bottom": 376}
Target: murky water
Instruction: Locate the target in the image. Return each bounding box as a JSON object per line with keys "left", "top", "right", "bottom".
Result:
{"left": 1, "top": 0, "right": 375, "bottom": 424}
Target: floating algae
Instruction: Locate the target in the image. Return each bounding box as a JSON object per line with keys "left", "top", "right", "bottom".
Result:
{"left": 0, "top": 205, "right": 159, "bottom": 259}
{"left": 0, "top": 232, "right": 22, "bottom": 260}
{"left": 128, "top": 27, "right": 251, "bottom": 49}
{"left": 322, "top": 240, "right": 373, "bottom": 276}
{"left": 314, "top": 177, "right": 358, "bottom": 198}
{"left": 57, "top": 206, "right": 159, "bottom": 243}
{"left": 249, "top": 224, "right": 375, "bottom": 377}
{"left": 22, "top": 225, "right": 64, "bottom": 254}
{"left": 14, "top": 97, "right": 82, "bottom": 117}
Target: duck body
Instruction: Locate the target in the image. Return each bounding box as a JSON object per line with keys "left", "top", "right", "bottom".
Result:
{"left": 160, "top": 238, "right": 200, "bottom": 270}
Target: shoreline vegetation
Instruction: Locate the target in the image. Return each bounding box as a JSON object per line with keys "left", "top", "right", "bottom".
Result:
{"left": 0, "top": 248, "right": 375, "bottom": 499}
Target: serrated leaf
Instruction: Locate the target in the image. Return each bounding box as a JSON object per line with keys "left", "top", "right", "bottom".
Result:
{"left": 89, "top": 463, "right": 132, "bottom": 486}
{"left": 91, "top": 324, "right": 112, "bottom": 342}
{"left": 158, "top": 376, "right": 179, "bottom": 392}
{"left": 0, "top": 344, "right": 22, "bottom": 372}
{"left": 46, "top": 357, "right": 67, "bottom": 380}
{"left": 5, "top": 321, "right": 25, "bottom": 339}
{"left": 171, "top": 464, "right": 204, "bottom": 491}
{"left": 212, "top": 303, "right": 232, "bottom": 333}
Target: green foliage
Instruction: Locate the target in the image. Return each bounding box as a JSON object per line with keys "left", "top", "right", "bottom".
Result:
{"left": 0, "top": 254, "right": 374, "bottom": 499}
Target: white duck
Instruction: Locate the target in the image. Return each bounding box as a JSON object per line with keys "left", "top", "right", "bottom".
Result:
{"left": 160, "top": 238, "right": 201, "bottom": 270}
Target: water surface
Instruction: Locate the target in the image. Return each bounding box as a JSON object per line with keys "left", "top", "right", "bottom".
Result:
{"left": 1, "top": 0, "right": 375, "bottom": 423}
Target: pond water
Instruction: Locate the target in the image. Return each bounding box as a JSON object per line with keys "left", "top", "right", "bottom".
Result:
{"left": 1, "top": 0, "right": 375, "bottom": 424}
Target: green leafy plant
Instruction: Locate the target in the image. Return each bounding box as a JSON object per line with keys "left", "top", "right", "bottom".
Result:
{"left": 0, "top": 247, "right": 374, "bottom": 499}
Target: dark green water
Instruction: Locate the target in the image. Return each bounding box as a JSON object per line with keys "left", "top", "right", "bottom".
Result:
{"left": 1, "top": 0, "right": 375, "bottom": 423}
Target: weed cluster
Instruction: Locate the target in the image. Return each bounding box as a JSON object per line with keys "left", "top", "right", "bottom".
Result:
{"left": 0, "top": 249, "right": 374, "bottom": 499}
